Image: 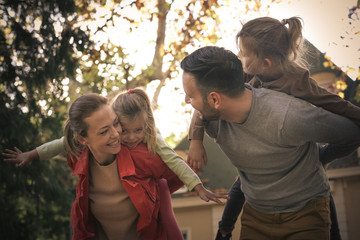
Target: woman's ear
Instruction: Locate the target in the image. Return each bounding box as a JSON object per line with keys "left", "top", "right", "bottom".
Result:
{"left": 208, "top": 92, "right": 222, "bottom": 109}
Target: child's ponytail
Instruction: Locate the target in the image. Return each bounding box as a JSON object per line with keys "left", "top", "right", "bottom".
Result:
{"left": 237, "top": 16, "right": 309, "bottom": 71}
{"left": 283, "top": 17, "right": 306, "bottom": 66}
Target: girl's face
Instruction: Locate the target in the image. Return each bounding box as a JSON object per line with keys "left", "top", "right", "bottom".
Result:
{"left": 237, "top": 38, "right": 264, "bottom": 75}
{"left": 120, "top": 114, "right": 146, "bottom": 149}
{"left": 79, "top": 105, "right": 122, "bottom": 166}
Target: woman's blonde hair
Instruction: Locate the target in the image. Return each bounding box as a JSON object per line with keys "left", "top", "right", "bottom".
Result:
{"left": 236, "top": 16, "right": 309, "bottom": 72}
{"left": 63, "top": 93, "right": 108, "bottom": 161}
{"left": 111, "top": 88, "right": 157, "bottom": 153}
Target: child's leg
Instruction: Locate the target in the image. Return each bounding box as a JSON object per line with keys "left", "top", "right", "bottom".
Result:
{"left": 157, "top": 178, "right": 183, "bottom": 240}
{"left": 217, "top": 177, "right": 245, "bottom": 238}
{"left": 329, "top": 193, "right": 342, "bottom": 240}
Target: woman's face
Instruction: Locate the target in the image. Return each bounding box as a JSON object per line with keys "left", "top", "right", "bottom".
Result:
{"left": 80, "top": 105, "right": 122, "bottom": 165}
{"left": 120, "top": 115, "right": 146, "bottom": 149}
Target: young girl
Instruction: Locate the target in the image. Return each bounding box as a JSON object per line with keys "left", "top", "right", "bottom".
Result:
{"left": 3, "top": 89, "right": 228, "bottom": 239}
{"left": 112, "top": 88, "right": 183, "bottom": 240}
{"left": 187, "top": 16, "right": 360, "bottom": 240}
{"left": 5, "top": 93, "right": 185, "bottom": 239}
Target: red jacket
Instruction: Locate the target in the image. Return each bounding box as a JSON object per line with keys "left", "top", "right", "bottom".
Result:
{"left": 67, "top": 143, "right": 184, "bottom": 240}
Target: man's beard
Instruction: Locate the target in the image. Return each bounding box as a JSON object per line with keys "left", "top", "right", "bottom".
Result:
{"left": 200, "top": 101, "right": 221, "bottom": 121}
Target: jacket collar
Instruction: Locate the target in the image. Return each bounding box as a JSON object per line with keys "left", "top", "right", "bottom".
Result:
{"left": 72, "top": 149, "right": 90, "bottom": 176}
{"left": 71, "top": 146, "right": 137, "bottom": 178}
{"left": 116, "top": 145, "right": 136, "bottom": 178}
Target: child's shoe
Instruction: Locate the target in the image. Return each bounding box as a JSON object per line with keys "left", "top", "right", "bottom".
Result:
{"left": 215, "top": 229, "right": 232, "bottom": 240}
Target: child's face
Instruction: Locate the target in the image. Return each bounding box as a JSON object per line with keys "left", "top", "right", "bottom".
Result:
{"left": 237, "top": 38, "right": 264, "bottom": 75}
{"left": 120, "top": 115, "right": 146, "bottom": 149}
{"left": 79, "top": 105, "right": 122, "bottom": 165}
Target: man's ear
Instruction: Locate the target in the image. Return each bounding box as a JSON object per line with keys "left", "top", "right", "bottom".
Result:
{"left": 208, "top": 92, "right": 222, "bottom": 109}
{"left": 77, "top": 135, "right": 87, "bottom": 146}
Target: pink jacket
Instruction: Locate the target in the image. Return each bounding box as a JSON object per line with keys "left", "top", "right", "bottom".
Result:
{"left": 67, "top": 143, "right": 184, "bottom": 240}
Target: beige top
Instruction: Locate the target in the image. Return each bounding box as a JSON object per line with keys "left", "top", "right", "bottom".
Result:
{"left": 89, "top": 158, "right": 142, "bottom": 240}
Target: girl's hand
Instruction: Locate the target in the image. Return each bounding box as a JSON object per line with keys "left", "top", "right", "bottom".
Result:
{"left": 2, "top": 147, "right": 39, "bottom": 167}
{"left": 187, "top": 140, "right": 208, "bottom": 171}
{"left": 194, "top": 184, "right": 229, "bottom": 205}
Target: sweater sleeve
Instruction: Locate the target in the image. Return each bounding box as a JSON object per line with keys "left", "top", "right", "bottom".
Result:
{"left": 36, "top": 136, "right": 66, "bottom": 160}
{"left": 155, "top": 129, "right": 202, "bottom": 191}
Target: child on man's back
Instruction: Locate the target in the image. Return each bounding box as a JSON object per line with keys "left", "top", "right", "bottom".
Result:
{"left": 187, "top": 16, "right": 360, "bottom": 240}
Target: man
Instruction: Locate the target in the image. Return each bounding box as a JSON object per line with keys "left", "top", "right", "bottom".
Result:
{"left": 181, "top": 46, "right": 360, "bottom": 239}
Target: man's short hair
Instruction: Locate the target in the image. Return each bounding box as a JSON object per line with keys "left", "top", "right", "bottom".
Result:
{"left": 180, "top": 46, "right": 246, "bottom": 98}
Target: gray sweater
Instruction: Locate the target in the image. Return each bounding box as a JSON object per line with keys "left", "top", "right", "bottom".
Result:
{"left": 205, "top": 85, "right": 360, "bottom": 214}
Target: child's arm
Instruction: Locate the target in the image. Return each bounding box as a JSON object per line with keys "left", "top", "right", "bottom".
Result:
{"left": 156, "top": 129, "right": 201, "bottom": 190}
{"left": 155, "top": 130, "right": 228, "bottom": 205}
{"left": 188, "top": 110, "right": 205, "bottom": 141}
{"left": 295, "top": 76, "right": 360, "bottom": 127}
{"left": 188, "top": 110, "right": 208, "bottom": 170}
{"left": 268, "top": 71, "right": 360, "bottom": 127}
{"left": 36, "top": 137, "right": 66, "bottom": 160}
{"left": 2, "top": 147, "right": 39, "bottom": 167}
{"left": 2, "top": 137, "right": 66, "bottom": 166}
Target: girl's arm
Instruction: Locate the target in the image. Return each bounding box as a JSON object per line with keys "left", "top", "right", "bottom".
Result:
{"left": 188, "top": 110, "right": 205, "bottom": 141}
{"left": 155, "top": 130, "right": 228, "bottom": 205}
{"left": 292, "top": 75, "right": 360, "bottom": 127}
{"left": 2, "top": 137, "right": 66, "bottom": 166}
{"left": 266, "top": 70, "right": 360, "bottom": 127}
{"left": 36, "top": 137, "right": 66, "bottom": 160}
{"left": 155, "top": 129, "right": 202, "bottom": 191}
{"left": 2, "top": 147, "right": 39, "bottom": 167}
{"left": 188, "top": 110, "right": 208, "bottom": 171}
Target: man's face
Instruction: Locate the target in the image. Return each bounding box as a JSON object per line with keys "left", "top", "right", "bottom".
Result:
{"left": 182, "top": 71, "right": 221, "bottom": 121}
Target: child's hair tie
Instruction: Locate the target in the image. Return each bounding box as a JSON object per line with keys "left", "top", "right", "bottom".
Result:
{"left": 128, "top": 89, "right": 134, "bottom": 94}
{"left": 281, "top": 19, "right": 288, "bottom": 25}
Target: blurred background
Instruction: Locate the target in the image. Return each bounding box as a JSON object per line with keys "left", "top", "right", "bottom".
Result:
{"left": 1, "top": 0, "right": 359, "bottom": 239}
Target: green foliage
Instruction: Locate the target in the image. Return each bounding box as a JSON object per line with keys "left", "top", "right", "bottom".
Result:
{"left": 0, "top": 0, "right": 85, "bottom": 238}
{"left": 2, "top": 0, "right": 359, "bottom": 238}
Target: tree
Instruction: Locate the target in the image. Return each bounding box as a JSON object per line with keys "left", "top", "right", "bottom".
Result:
{"left": 1, "top": 0, "right": 91, "bottom": 239}
{"left": 1, "top": 0, "right": 358, "bottom": 238}
{"left": 0, "top": 0, "right": 227, "bottom": 238}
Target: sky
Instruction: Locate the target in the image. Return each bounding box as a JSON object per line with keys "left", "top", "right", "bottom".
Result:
{"left": 150, "top": 0, "right": 360, "bottom": 143}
